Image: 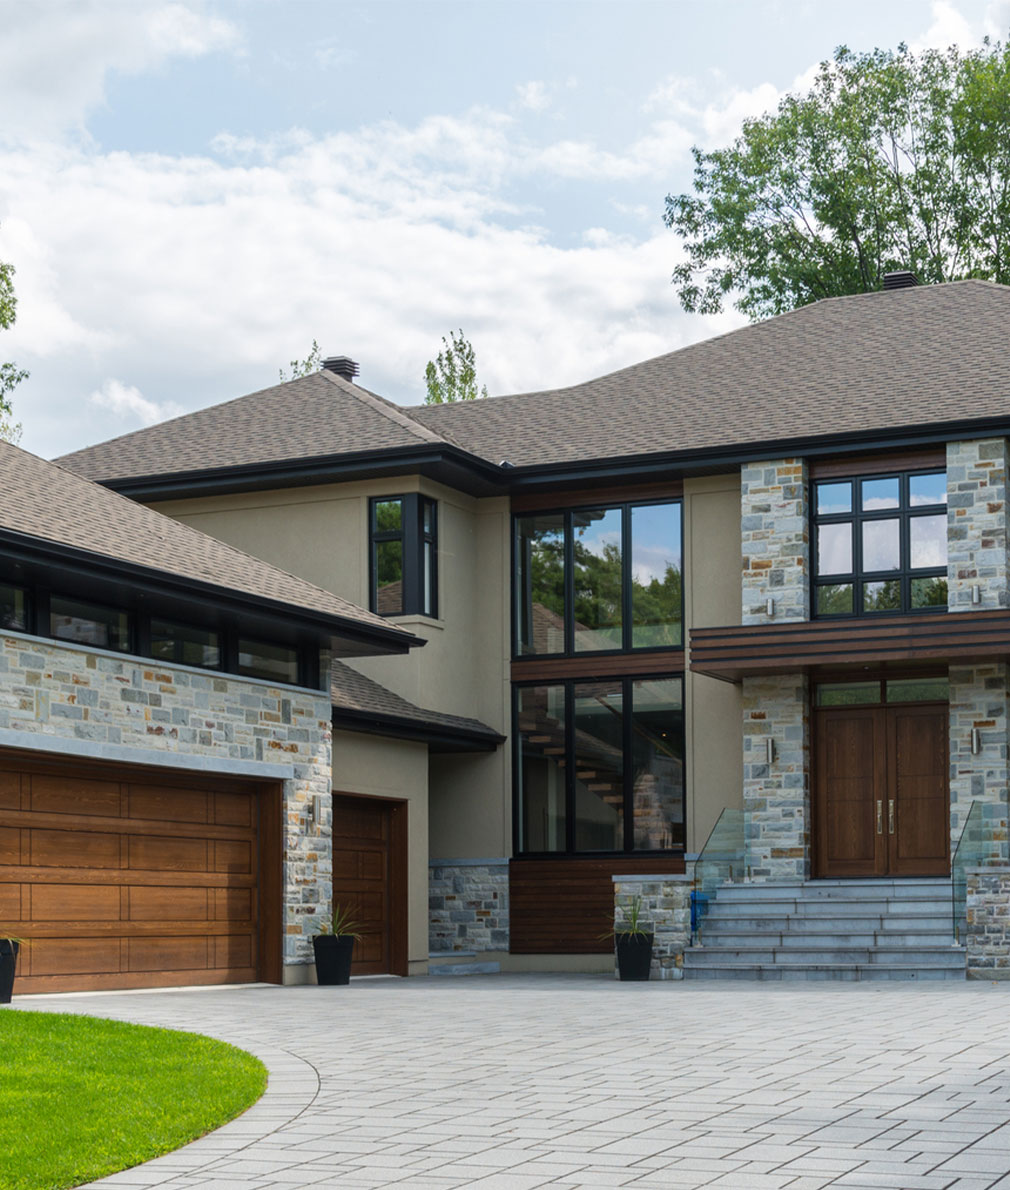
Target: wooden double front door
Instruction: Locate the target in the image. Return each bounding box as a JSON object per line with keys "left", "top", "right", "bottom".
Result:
{"left": 814, "top": 703, "right": 949, "bottom": 878}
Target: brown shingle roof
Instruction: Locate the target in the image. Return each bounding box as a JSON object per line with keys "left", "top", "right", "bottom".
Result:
{"left": 58, "top": 368, "right": 449, "bottom": 483}
{"left": 331, "top": 660, "right": 503, "bottom": 744}
{"left": 57, "top": 281, "right": 1010, "bottom": 482}
{"left": 0, "top": 441, "right": 416, "bottom": 645}
{"left": 409, "top": 281, "right": 1010, "bottom": 467}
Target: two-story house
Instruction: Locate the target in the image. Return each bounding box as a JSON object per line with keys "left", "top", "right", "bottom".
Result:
{"left": 58, "top": 275, "right": 1010, "bottom": 980}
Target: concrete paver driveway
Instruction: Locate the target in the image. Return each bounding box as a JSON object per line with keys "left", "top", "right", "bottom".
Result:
{"left": 17, "top": 974, "right": 1010, "bottom": 1190}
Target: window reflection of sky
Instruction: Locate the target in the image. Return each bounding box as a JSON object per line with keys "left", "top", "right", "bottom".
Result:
{"left": 632, "top": 505, "right": 681, "bottom": 585}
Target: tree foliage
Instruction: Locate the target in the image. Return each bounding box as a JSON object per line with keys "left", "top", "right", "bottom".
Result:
{"left": 279, "top": 339, "right": 322, "bottom": 382}
{"left": 424, "top": 329, "right": 488, "bottom": 404}
{"left": 0, "top": 233, "right": 26, "bottom": 443}
{"left": 665, "top": 40, "right": 1010, "bottom": 320}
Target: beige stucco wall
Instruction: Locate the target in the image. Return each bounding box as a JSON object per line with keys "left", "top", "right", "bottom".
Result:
{"left": 683, "top": 474, "right": 744, "bottom": 853}
{"left": 331, "top": 729, "right": 430, "bottom": 974}
{"left": 151, "top": 481, "right": 513, "bottom": 862}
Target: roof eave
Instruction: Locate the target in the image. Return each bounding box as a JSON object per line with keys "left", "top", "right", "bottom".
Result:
{"left": 0, "top": 527, "right": 424, "bottom": 655}
{"left": 331, "top": 707, "right": 505, "bottom": 752}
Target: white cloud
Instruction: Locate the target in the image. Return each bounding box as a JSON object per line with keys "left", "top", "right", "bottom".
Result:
{"left": 910, "top": 1, "right": 981, "bottom": 51}
{"left": 89, "top": 378, "right": 185, "bottom": 427}
{"left": 516, "top": 81, "right": 551, "bottom": 112}
{"left": 0, "top": 0, "right": 240, "bottom": 143}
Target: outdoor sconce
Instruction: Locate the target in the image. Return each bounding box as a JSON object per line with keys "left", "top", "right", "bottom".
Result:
{"left": 307, "top": 794, "right": 324, "bottom": 825}
{"left": 972, "top": 584, "right": 982, "bottom": 604}
{"left": 766, "top": 597, "right": 775, "bottom": 618}
{"left": 971, "top": 728, "right": 981, "bottom": 755}
{"left": 765, "top": 738, "right": 776, "bottom": 764}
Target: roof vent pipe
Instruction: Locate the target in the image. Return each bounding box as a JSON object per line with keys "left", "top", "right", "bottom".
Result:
{"left": 882, "top": 271, "right": 920, "bottom": 290}
{"left": 322, "top": 356, "right": 360, "bottom": 382}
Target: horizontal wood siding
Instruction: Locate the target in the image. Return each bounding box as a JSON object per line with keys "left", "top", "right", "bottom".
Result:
{"left": 509, "top": 856, "right": 685, "bottom": 954}
{"left": 690, "top": 609, "right": 1010, "bottom": 682}
{"left": 512, "top": 650, "right": 685, "bottom": 683}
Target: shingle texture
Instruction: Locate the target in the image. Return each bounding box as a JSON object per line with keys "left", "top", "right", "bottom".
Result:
{"left": 411, "top": 282, "right": 1010, "bottom": 467}
{"left": 331, "top": 660, "right": 502, "bottom": 741}
{"left": 58, "top": 281, "right": 1010, "bottom": 480}
{"left": 58, "top": 369, "right": 446, "bottom": 482}
{"left": 0, "top": 441, "right": 410, "bottom": 637}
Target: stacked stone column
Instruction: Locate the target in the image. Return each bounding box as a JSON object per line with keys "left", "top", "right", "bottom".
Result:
{"left": 947, "top": 440, "right": 1010, "bottom": 975}
{"left": 740, "top": 459, "right": 811, "bottom": 881}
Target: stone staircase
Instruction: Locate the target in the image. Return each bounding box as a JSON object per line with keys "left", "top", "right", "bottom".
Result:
{"left": 682, "top": 878, "right": 965, "bottom": 981}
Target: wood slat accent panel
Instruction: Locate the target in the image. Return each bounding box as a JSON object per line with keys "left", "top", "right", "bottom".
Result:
{"left": 513, "top": 650, "right": 685, "bottom": 683}
{"left": 690, "top": 610, "right": 1010, "bottom": 682}
{"left": 808, "top": 448, "right": 946, "bottom": 479}
{"left": 509, "top": 856, "right": 685, "bottom": 954}
{"left": 0, "top": 755, "right": 279, "bottom": 994}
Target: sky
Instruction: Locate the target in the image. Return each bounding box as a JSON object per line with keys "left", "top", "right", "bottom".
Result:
{"left": 1, "top": 0, "right": 1008, "bottom": 460}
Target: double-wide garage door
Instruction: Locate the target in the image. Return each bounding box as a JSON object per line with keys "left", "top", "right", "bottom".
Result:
{"left": 0, "top": 753, "right": 281, "bottom": 993}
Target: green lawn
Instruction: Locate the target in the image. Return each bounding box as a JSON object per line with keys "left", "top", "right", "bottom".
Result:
{"left": 0, "top": 1010, "right": 267, "bottom": 1190}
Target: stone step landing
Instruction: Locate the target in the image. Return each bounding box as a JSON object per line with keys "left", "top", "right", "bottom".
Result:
{"left": 428, "top": 951, "right": 501, "bottom": 977}
{"left": 683, "top": 878, "right": 965, "bottom": 983}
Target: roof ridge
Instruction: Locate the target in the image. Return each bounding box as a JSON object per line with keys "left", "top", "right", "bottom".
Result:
{"left": 317, "top": 369, "right": 449, "bottom": 446}
{"left": 409, "top": 278, "right": 1010, "bottom": 416}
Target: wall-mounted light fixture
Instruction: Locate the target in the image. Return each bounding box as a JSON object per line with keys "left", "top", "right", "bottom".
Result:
{"left": 765, "top": 738, "right": 775, "bottom": 764}
{"left": 306, "top": 794, "right": 324, "bottom": 825}
{"left": 766, "top": 597, "right": 775, "bottom": 618}
{"left": 971, "top": 728, "right": 982, "bottom": 755}
{"left": 972, "top": 584, "right": 982, "bottom": 605}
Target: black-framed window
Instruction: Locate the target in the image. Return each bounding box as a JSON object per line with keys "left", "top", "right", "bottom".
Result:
{"left": 515, "top": 674, "right": 684, "bottom": 855}
{"left": 370, "top": 494, "right": 437, "bottom": 618}
{"left": 50, "top": 594, "right": 131, "bottom": 652}
{"left": 150, "top": 618, "right": 221, "bottom": 670}
{"left": 813, "top": 470, "right": 948, "bottom": 617}
{"left": 514, "top": 500, "right": 682, "bottom": 657}
{"left": 0, "top": 580, "right": 317, "bottom": 688}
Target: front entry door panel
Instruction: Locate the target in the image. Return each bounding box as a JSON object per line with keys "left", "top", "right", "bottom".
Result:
{"left": 815, "top": 703, "right": 948, "bottom": 878}
{"left": 888, "top": 706, "right": 949, "bottom": 876}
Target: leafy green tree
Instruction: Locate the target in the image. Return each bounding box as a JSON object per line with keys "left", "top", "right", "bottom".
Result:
{"left": 424, "top": 329, "right": 488, "bottom": 404}
{"left": 0, "top": 234, "right": 26, "bottom": 444}
{"left": 665, "top": 40, "right": 1010, "bottom": 320}
{"left": 279, "top": 339, "right": 322, "bottom": 382}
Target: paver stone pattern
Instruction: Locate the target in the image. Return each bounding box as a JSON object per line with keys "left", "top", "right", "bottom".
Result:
{"left": 17, "top": 975, "right": 1010, "bottom": 1190}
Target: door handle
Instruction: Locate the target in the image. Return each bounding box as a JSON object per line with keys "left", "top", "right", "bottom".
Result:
{"left": 888, "top": 799, "right": 895, "bottom": 835}
{"left": 876, "top": 800, "right": 883, "bottom": 835}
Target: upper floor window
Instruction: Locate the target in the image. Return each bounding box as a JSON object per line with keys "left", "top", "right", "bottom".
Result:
{"left": 813, "top": 470, "right": 947, "bottom": 617}
{"left": 514, "top": 500, "right": 682, "bottom": 656}
{"left": 370, "top": 495, "right": 437, "bottom": 618}
{"left": 50, "top": 594, "right": 131, "bottom": 652}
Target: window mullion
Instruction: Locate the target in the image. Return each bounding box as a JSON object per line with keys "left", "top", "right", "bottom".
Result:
{"left": 564, "top": 681, "right": 575, "bottom": 853}
{"left": 623, "top": 676, "right": 634, "bottom": 852}
{"left": 564, "top": 511, "right": 574, "bottom": 656}
{"left": 622, "top": 505, "right": 632, "bottom": 651}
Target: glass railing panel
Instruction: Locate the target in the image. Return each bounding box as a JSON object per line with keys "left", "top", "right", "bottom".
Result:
{"left": 691, "top": 807, "right": 744, "bottom": 942}
{"left": 952, "top": 800, "right": 984, "bottom": 944}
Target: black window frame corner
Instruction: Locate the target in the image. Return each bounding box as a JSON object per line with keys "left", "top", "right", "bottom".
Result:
{"left": 369, "top": 492, "right": 438, "bottom": 620}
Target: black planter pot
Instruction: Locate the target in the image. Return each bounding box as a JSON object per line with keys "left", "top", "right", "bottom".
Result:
{"left": 312, "top": 934, "right": 354, "bottom": 986}
{"left": 615, "top": 932, "right": 654, "bottom": 982}
{"left": 0, "top": 939, "right": 20, "bottom": 1005}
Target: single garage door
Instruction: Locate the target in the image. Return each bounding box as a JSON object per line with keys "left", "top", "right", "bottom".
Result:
{"left": 0, "top": 753, "right": 281, "bottom": 993}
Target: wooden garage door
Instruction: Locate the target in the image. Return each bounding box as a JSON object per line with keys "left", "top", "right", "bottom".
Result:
{"left": 331, "top": 794, "right": 407, "bottom": 977}
{"left": 0, "top": 755, "right": 281, "bottom": 993}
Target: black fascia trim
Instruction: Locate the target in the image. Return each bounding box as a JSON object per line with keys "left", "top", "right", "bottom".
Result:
{"left": 502, "top": 415, "right": 1010, "bottom": 490}
{"left": 97, "top": 445, "right": 508, "bottom": 501}
{"left": 331, "top": 708, "right": 505, "bottom": 752}
{"left": 0, "top": 528, "right": 425, "bottom": 655}
{"left": 86, "top": 412, "right": 1010, "bottom": 502}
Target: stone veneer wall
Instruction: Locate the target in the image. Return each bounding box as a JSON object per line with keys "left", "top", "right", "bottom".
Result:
{"left": 948, "top": 663, "right": 1009, "bottom": 864}
{"left": 612, "top": 875, "right": 692, "bottom": 978}
{"left": 0, "top": 631, "right": 333, "bottom": 973}
{"left": 966, "top": 868, "right": 1010, "bottom": 978}
{"left": 947, "top": 439, "right": 1010, "bottom": 610}
{"left": 741, "top": 458, "right": 809, "bottom": 624}
{"left": 429, "top": 858, "right": 509, "bottom": 952}
{"left": 742, "top": 674, "right": 810, "bottom": 881}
